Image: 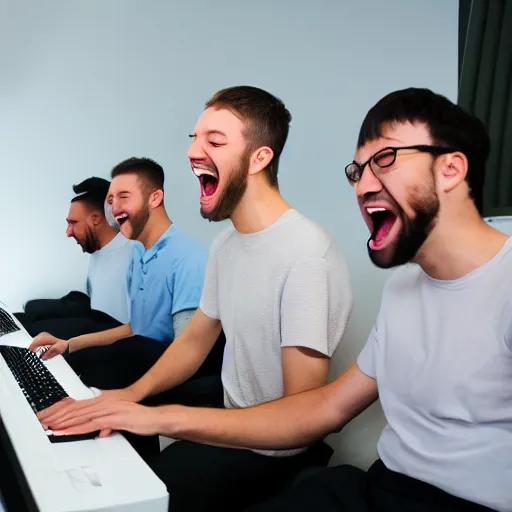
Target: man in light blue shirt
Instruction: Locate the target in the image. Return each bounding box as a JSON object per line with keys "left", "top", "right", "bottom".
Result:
{"left": 31, "top": 158, "right": 210, "bottom": 390}
{"left": 128, "top": 223, "right": 207, "bottom": 343}
{"left": 69, "top": 177, "right": 135, "bottom": 324}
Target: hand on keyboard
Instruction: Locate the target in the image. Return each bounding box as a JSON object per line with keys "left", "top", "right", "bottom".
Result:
{"left": 29, "top": 332, "right": 69, "bottom": 360}
{"left": 38, "top": 387, "right": 143, "bottom": 435}
{"left": 37, "top": 395, "right": 165, "bottom": 438}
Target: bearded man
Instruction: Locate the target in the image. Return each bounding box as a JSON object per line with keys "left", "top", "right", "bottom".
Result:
{"left": 30, "top": 158, "right": 210, "bottom": 393}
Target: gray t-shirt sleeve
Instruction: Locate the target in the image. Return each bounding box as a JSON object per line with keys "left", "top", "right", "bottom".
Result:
{"left": 357, "top": 326, "right": 378, "bottom": 379}
{"left": 280, "top": 257, "right": 351, "bottom": 357}
{"left": 199, "top": 250, "right": 219, "bottom": 320}
{"left": 505, "top": 310, "right": 512, "bottom": 352}
{"left": 172, "top": 308, "right": 196, "bottom": 338}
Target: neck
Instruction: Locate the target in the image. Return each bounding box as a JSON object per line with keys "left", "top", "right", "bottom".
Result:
{"left": 137, "top": 207, "right": 172, "bottom": 250}
{"left": 230, "top": 180, "right": 292, "bottom": 234}
{"left": 96, "top": 224, "right": 118, "bottom": 249}
{"left": 414, "top": 202, "right": 509, "bottom": 280}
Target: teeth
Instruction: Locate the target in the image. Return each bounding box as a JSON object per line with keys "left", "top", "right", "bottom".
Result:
{"left": 116, "top": 213, "right": 128, "bottom": 221}
{"left": 366, "top": 207, "right": 387, "bottom": 214}
{"left": 193, "top": 167, "right": 217, "bottom": 178}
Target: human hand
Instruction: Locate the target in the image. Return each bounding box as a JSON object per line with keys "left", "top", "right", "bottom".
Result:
{"left": 39, "top": 398, "right": 165, "bottom": 438}
{"left": 37, "top": 387, "right": 143, "bottom": 437}
{"left": 28, "top": 332, "right": 68, "bottom": 360}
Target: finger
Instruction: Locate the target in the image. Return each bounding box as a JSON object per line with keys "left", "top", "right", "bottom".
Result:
{"left": 53, "top": 419, "right": 103, "bottom": 436}
{"left": 38, "top": 397, "right": 98, "bottom": 425}
{"left": 42, "top": 346, "right": 60, "bottom": 360}
{"left": 54, "top": 412, "right": 121, "bottom": 436}
{"left": 99, "top": 428, "right": 113, "bottom": 438}
{"left": 48, "top": 405, "right": 114, "bottom": 429}
{"left": 28, "top": 337, "right": 51, "bottom": 351}
{"left": 37, "top": 397, "right": 75, "bottom": 421}
{"left": 49, "top": 402, "right": 138, "bottom": 432}
{"left": 40, "top": 401, "right": 91, "bottom": 425}
{"left": 45, "top": 401, "right": 118, "bottom": 430}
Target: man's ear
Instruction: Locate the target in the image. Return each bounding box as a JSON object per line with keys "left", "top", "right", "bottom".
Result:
{"left": 90, "top": 212, "right": 102, "bottom": 226}
{"left": 149, "top": 189, "right": 164, "bottom": 209}
{"left": 248, "top": 146, "right": 274, "bottom": 176}
{"left": 438, "top": 151, "right": 468, "bottom": 194}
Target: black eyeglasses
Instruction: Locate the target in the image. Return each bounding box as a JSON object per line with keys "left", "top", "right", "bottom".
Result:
{"left": 345, "top": 145, "right": 457, "bottom": 185}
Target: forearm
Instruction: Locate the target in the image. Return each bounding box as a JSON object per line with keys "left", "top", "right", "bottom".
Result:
{"left": 159, "top": 383, "right": 342, "bottom": 450}
{"left": 128, "top": 333, "right": 212, "bottom": 401}
{"left": 68, "top": 324, "right": 133, "bottom": 352}
{"left": 157, "top": 363, "right": 379, "bottom": 450}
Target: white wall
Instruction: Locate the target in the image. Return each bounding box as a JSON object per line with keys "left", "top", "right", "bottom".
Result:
{"left": 0, "top": 0, "right": 459, "bottom": 468}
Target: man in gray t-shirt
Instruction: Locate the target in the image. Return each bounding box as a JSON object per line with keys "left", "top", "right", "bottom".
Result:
{"left": 38, "top": 86, "right": 353, "bottom": 512}
{"left": 201, "top": 209, "right": 351, "bottom": 456}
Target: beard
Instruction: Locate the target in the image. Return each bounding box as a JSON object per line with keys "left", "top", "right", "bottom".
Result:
{"left": 201, "top": 151, "right": 250, "bottom": 223}
{"left": 369, "top": 176, "right": 440, "bottom": 269}
{"left": 127, "top": 203, "right": 151, "bottom": 240}
{"left": 77, "top": 226, "right": 100, "bottom": 254}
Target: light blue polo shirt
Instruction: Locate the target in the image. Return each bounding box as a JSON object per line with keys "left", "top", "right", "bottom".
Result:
{"left": 128, "top": 224, "right": 208, "bottom": 343}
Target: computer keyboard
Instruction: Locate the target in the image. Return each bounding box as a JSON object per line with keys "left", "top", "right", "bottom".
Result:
{"left": 0, "top": 345, "right": 99, "bottom": 443}
{"left": 0, "top": 308, "right": 20, "bottom": 336}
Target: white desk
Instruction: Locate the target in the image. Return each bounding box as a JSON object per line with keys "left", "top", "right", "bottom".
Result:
{"left": 0, "top": 303, "right": 169, "bottom": 512}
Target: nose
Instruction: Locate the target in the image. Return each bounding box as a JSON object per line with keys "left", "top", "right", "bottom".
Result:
{"left": 66, "top": 225, "right": 73, "bottom": 238}
{"left": 187, "top": 137, "right": 206, "bottom": 162}
{"left": 355, "top": 166, "right": 383, "bottom": 199}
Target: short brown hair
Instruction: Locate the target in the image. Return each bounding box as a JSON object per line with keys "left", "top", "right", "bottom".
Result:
{"left": 205, "top": 86, "right": 291, "bottom": 186}
{"left": 111, "top": 157, "right": 164, "bottom": 193}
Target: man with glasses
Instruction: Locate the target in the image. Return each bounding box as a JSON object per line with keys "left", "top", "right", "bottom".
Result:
{"left": 36, "top": 88, "right": 512, "bottom": 512}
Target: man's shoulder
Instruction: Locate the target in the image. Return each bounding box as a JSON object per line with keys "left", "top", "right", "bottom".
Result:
{"left": 108, "top": 234, "right": 139, "bottom": 255}
{"left": 157, "top": 227, "right": 208, "bottom": 280}
{"left": 209, "top": 225, "right": 238, "bottom": 254}
{"left": 282, "top": 211, "right": 340, "bottom": 261}
{"left": 381, "top": 264, "right": 423, "bottom": 300}
{"left": 166, "top": 226, "right": 208, "bottom": 255}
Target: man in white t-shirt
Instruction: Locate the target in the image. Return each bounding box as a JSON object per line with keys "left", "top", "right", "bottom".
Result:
{"left": 19, "top": 177, "right": 135, "bottom": 338}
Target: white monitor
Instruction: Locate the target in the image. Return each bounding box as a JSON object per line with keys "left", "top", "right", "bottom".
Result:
{"left": 485, "top": 216, "right": 512, "bottom": 235}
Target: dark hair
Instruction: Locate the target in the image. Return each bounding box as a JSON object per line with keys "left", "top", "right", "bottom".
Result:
{"left": 111, "top": 157, "right": 165, "bottom": 193}
{"left": 205, "top": 85, "right": 292, "bottom": 186}
{"left": 71, "top": 177, "right": 110, "bottom": 212}
{"left": 357, "top": 88, "right": 490, "bottom": 214}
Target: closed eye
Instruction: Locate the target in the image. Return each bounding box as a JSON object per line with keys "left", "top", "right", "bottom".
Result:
{"left": 209, "top": 142, "right": 224, "bottom": 148}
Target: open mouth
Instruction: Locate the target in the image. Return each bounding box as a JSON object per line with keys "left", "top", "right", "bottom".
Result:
{"left": 192, "top": 166, "right": 219, "bottom": 197}
{"left": 366, "top": 207, "right": 399, "bottom": 250}
{"left": 115, "top": 213, "right": 129, "bottom": 226}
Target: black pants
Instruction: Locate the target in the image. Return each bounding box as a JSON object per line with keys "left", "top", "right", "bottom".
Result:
{"left": 65, "top": 335, "right": 167, "bottom": 390}
{"left": 15, "top": 291, "right": 121, "bottom": 339}
{"left": 149, "top": 441, "right": 325, "bottom": 512}
{"left": 244, "top": 459, "right": 496, "bottom": 512}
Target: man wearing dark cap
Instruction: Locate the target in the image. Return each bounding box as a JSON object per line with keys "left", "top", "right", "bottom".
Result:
{"left": 17, "top": 177, "right": 135, "bottom": 338}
